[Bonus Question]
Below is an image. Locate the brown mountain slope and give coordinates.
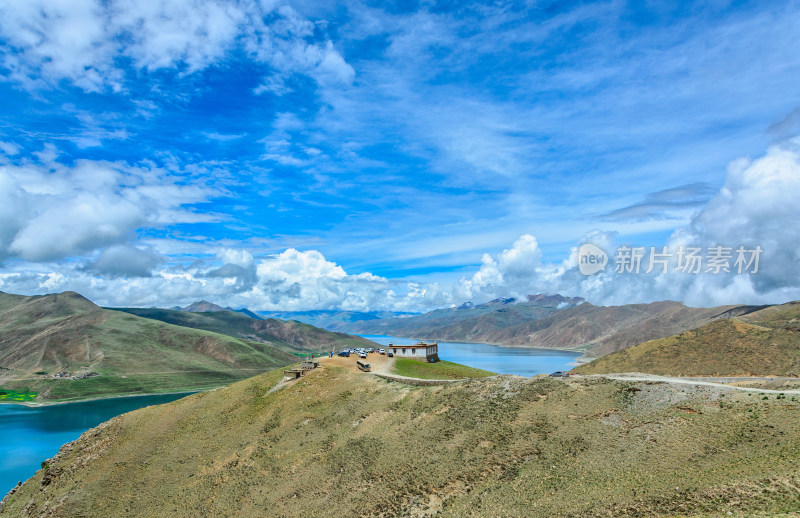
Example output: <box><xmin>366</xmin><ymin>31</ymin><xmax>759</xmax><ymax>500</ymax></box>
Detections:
<box><xmin>113</xmin><ymin>306</ymin><xmax>375</xmax><ymax>354</ymax></box>
<box><xmin>182</xmin><ymin>300</ymin><xmax>228</xmax><ymax>312</ymax></box>
<box><xmin>529</xmin><ymin>302</ymin><xmax>757</xmax><ymax>359</ymax></box>
<box><xmin>0</xmin><ymin>292</ymin><xmax>106</xmax><ymax>372</ymax></box>
<box><xmin>0</xmin><ymin>291</ymin><xmax>297</xmax><ymax>401</ymax></box>
<box><xmin>345</xmin><ymin>295</ymin><xmax>758</xmax><ymax>359</ymax></box>
<box><xmin>3</xmin><ymin>364</ymin><xmax>800</xmax><ymax>516</ymax></box>
<box><xmin>573</xmin><ymin>302</ymin><xmax>800</xmax><ymax>376</ymax></box>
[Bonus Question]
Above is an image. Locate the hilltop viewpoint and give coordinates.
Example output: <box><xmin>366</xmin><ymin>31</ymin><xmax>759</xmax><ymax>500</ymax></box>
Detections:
<box><xmin>2</xmin><ymin>358</ymin><xmax>800</xmax><ymax>517</ymax></box>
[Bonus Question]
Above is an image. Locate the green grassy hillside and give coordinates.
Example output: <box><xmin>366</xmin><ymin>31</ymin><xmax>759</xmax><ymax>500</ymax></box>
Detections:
<box><xmin>112</xmin><ymin>307</ymin><xmax>375</xmax><ymax>354</ymax></box>
<box><xmin>0</xmin><ymin>292</ymin><xmax>297</xmax><ymax>402</ymax></box>
<box><xmin>391</xmin><ymin>358</ymin><xmax>495</xmax><ymax>379</ymax></box>
<box><xmin>573</xmin><ymin>302</ymin><xmax>800</xmax><ymax>377</ymax></box>
<box><xmin>3</xmin><ymin>365</ymin><xmax>800</xmax><ymax>516</ymax></box>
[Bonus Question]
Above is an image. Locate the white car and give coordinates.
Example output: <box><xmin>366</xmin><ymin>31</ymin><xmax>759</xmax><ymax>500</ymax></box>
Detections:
<box><xmin>379</xmin><ymin>349</ymin><xmax>386</xmax><ymax>354</ymax></box>
<box><xmin>359</xmin><ymin>352</ymin><xmax>367</xmax><ymax>359</ymax></box>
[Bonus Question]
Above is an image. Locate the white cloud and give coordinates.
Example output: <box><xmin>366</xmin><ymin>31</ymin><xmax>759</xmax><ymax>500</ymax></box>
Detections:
<box><xmin>454</xmin><ymin>138</ymin><xmax>800</xmax><ymax>307</ymax></box>
<box><xmin>217</xmin><ymin>248</ymin><xmax>255</xmax><ymax>269</ymax></box>
<box><xmin>1</xmin><ymin>139</ymin><xmax>798</xmax><ymax>312</ymax></box>
<box><xmin>0</xmin><ymin>246</ymin><xmax>450</xmax><ymax>311</ymax></box>
<box><xmin>10</xmin><ymin>191</ymin><xmax>144</xmax><ymax>261</ymax></box>
<box><xmin>0</xmin><ymin>141</ymin><xmax>20</xmax><ymax>156</ymax></box>
<box><xmin>0</xmin><ymin>0</ymin><xmax>353</xmax><ymax>93</ymax></box>
<box><xmin>669</xmin><ymin>137</ymin><xmax>800</xmax><ymax>305</ymax></box>
<box><xmin>83</xmin><ymin>245</ymin><xmax>164</xmax><ymax>278</ymax></box>
<box><xmin>0</xmin><ymin>153</ymin><xmax>222</xmax><ymax>262</ymax></box>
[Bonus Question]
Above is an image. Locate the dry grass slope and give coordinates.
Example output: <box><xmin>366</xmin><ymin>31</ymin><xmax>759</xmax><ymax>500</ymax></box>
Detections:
<box><xmin>0</xmin><ymin>291</ymin><xmax>298</xmax><ymax>401</ymax></box>
<box><xmin>347</xmin><ymin>298</ymin><xmax>755</xmax><ymax>360</ymax></box>
<box><xmin>3</xmin><ymin>365</ymin><xmax>800</xmax><ymax>517</ymax></box>
<box><xmin>573</xmin><ymin>302</ymin><xmax>800</xmax><ymax>377</ymax></box>
<box><xmin>112</xmin><ymin>307</ymin><xmax>376</xmax><ymax>355</ymax></box>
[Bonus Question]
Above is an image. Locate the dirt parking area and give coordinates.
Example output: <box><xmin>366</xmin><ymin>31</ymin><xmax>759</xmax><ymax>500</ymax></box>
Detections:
<box><xmin>319</xmin><ymin>351</ymin><xmax>394</xmax><ymax>374</ymax></box>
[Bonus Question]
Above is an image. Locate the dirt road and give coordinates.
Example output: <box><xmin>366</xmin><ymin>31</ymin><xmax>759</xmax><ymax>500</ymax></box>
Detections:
<box><xmin>317</xmin><ymin>355</ymin><xmax>800</xmax><ymax>395</ymax></box>
<box><xmin>583</xmin><ymin>372</ymin><xmax>800</xmax><ymax>395</ymax></box>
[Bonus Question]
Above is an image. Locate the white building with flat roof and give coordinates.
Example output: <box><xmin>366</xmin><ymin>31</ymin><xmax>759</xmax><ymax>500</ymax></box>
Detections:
<box><xmin>389</xmin><ymin>341</ymin><xmax>439</xmax><ymax>362</ymax></box>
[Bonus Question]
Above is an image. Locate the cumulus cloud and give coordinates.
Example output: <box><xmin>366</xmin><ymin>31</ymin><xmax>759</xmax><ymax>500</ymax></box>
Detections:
<box><xmin>0</xmin><ymin>247</ymin><xmax>450</xmax><ymax>312</ymax></box>
<box><xmin>250</xmin><ymin>249</ymin><xmax>388</xmax><ymax>310</ymax></box>
<box><xmin>83</xmin><ymin>245</ymin><xmax>164</xmax><ymax>278</ymax></box>
<box><xmin>1</xmin><ymin>139</ymin><xmax>798</xmax><ymax>311</ymax></box>
<box><xmin>0</xmin><ymin>0</ymin><xmax>353</xmax><ymax>93</ymax></box>
<box><xmin>204</xmin><ymin>248</ymin><xmax>258</xmax><ymax>290</ymax></box>
<box><xmin>670</xmin><ymin>137</ymin><xmax>800</xmax><ymax>305</ymax></box>
<box><xmin>217</xmin><ymin>248</ymin><xmax>254</xmax><ymax>269</ymax></box>
<box><xmin>455</xmin><ymin>138</ymin><xmax>800</xmax><ymax>307</ymax></box>
<box><xmin>0</xmin><ymin>152</ymin><xmax>221</xmax><ymax>262</ymax></box>
<box><xmin>457</xmin><ymin>234</ymin><xmax>543</xmax><ymax>301</ymax></box>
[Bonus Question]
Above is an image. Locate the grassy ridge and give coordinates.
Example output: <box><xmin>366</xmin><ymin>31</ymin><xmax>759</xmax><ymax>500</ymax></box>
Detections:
<box><xmin>112</xmin><ymin>307</ymin><xmax>375</xmax><ymax>354</ymax></box>
<box><xmin>0</xmin><ymin>292</ymin><xmax>297</xmax><ymax>401</ymax></box>
<box><xmin>4</xmin><ymin>366</ymin><xmax>800</xmax><ymax>516</ymax></box>
<box><xmin>391</xmin><ymin>358</ymin><xmax>495</xmax><ymax>379</ymax></box>
<box><xmin>573</xmin><ymin>306</ymin><xmax>800</xmax><ymax>377</ymax></box>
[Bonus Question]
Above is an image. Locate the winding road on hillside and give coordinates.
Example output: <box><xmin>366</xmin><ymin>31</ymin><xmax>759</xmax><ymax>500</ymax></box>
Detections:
<box><xmin>287</xmin><ymin>354</ymin><xmax>800</xmax><ymax>395</ymax></box>
<box><xmin>582</xmin><ymin>373</ymin><xmax>800</xmax><ymax>395</ymax></box>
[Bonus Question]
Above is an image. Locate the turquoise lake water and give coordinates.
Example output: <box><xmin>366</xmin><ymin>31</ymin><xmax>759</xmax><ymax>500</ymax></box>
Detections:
<box><xmin>360</xmin><ymin>335</ymin><xmax>581</xmax><ymax>376</ymax></box>
<box><xmin>0</xmin><ymin>392</ymin><xmax>192</xmax><ymax>495</ymax></box>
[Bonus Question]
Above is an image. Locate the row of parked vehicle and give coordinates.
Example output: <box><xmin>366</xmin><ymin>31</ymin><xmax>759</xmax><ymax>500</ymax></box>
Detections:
<box><xmin>337</xmin><ymin>347</ymin><xmax>393</xmax><ymax>359</ymax></box>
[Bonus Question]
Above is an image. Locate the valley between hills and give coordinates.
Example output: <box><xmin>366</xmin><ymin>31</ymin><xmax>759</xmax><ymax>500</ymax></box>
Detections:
<box><xmin>0</xmin><ymin>291</ymin><xmax>371</xmax><ymax>402</ymax></box>
<box><xmin>2</xmin><ymin>289</ymin><xmax>800</xmax><ymax>516</ymax></box>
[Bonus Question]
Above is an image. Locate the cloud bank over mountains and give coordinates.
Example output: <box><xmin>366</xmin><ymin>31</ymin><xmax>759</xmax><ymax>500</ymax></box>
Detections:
<box><xmin>1</xmin><ymin>137</ymin><xmax>798</xmax><ymax>311</ymax></box>
<box><xmin>456</xmin><ymin>138</ymin><xmax>800</xmax><ymax>309</ymax></box>
<box><xmin>1</xmin><ymin>1</ymin><xmax>799</xmax><ymax>311</ymax></box>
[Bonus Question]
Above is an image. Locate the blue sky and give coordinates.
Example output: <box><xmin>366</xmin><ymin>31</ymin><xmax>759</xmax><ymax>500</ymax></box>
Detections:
<box><xmin>1</xmin><ymin>0</ymin><xmax>800</xmax><ymax>311</ymax></box>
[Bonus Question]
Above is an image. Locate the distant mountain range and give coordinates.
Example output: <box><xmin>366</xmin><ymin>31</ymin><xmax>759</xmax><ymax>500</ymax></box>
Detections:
<box><xmin>0</xmin><ymin>291</ymin><xmax>298</xmax><ymax>401</ymax></box>
<box><xmin>0</xmin><ymin>291</ymin><xmax>379</xmax><ymax>402</ymax></box>
<box><xmin>327</xmin><ymin>294</ymin><xmax>764</xmax><ymax>359</ymax></box>
<box><xmin>114</xmin><ymin>306</ymin><xmax>375</xmax><ymax>355</ymax></box>
<box><xmin>256</xmin><ymin>309</ymin><xmax>418</xmax><ymax>330</ymax></box>
<box><xmin>165</xmin><ymin>294</ymin><xmax>777</xmax><ymax>362</ymax></box>
<box><xmin>574</xmin><ymin>301</ymin><xmax>800</xmax><ymax>377</ymax></box>
<box><xmin>175</xmin><ymin>300</ymin><xmax>265</xmax><ymax>320</ymax></box>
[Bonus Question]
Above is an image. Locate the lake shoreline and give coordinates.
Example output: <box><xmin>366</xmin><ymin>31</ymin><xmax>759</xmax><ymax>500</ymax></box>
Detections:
<box><xmin>360</xmin><ymin>335</ymin><xmax>581</xmax><ymax>377</ymax></box>
<box><xmin>357</xmin><ymin>333</ymin><xmax>587</xmax><ymax>353</ymax></box>
<box><xmin>0</xmin><ymin>388</ymin><xmax>201</xmax><ymax>408</ymax></box>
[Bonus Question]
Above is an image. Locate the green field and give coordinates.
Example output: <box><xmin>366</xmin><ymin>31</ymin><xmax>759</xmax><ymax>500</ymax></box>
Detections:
<box><xmin>391</xmin><ymin>358</ymin><xmax>495</xmax><ymax>379</ymax></box>
<box><xmin>0</xmin><ymin>389</ymin><xmax>37</xmax><ymax>402</ymax></box>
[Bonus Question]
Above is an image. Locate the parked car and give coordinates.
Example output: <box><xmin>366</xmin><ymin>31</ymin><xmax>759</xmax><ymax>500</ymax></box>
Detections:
<box><xmin>337</xmin><ymin>351</ymin><xmax>350</xmax><ymax>357</ymax></box>
<box><xmin>359</xmin><ymin>352</ymin><xmax>367</xmax><ymax>359</ymax></box>
<box><xmin>549</xmin><ymin>371</ymin><xmax>570</xmax><ymax>377</ymax></box>
<box><xmin>379</xmin><ymin>349</ymin><xmax>385</xmax><ymax>355</ymax></box>
<box><xmin>387</xmin><ymin>352</ymin><xmax>393</xmax><ymax>357</ymax></box>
